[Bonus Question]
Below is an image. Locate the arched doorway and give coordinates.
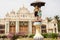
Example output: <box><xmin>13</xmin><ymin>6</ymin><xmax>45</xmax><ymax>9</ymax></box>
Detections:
<box><xmin>9</xmin><ymin>21</ymin><xmax>16</xmax><ymax>34</ymax></box>
<box><xmin>32</xmin><ymin>25</ymin><xmax>36</xmax><ymax>34</ymax></box>
<box><xmin>55</xmin><ymin>28</ymin><xmax>56</xmax><ymax>33</ymax></box>
<box><xmin>0</xmin><ymin>25</ymin><xmax>5</xmax><ymax>34</ymax></box>
<box><xmin>41</xmin><ymin>24</ymin><xmax>47</xmax><ymax>33</ymax></box>
<box><xmin>32</xmin><ymin>22</ymin><xmax>36</xmax><ymax>34</ymax></box>
<box><xmin>19</xmin><ymin>21</ymin><xmax>28</xmax><ymax>35</ymax></box>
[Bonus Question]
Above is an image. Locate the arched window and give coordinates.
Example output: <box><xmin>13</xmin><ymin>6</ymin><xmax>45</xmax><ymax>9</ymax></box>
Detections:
<box><xmin>9</xmin><ymin>21</ymin><xmax>16</xmax><ymax>26</ymax></box>
<box><xmin>54</xmin><ymin>24</ymin><xmax>56</xmax><ymax>26</ymax></box>
<box><xmin>41</xmin><ymin>25</ymin><xmax>47</xmax><ymax>33</ymax></box>
<box><xmin>0</xmin><ymin>25</ymin><xmax>5</xmax><ymax>34</ymax></box>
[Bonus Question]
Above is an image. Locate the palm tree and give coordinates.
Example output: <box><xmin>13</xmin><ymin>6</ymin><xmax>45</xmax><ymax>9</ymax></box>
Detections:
<box><xmin>46</xmin><ymin>17</ymin><xmax>52</xmax><ymax>22</ymax></box>
<box><xmin>54</xmin><ymin>15</ymin><xmax>60</xmax><ymax>32</ymax></box>
<box><xmin>54</xmin><ymin>15</ymin><xmax>59</xmax><ymax>21</ymax></box>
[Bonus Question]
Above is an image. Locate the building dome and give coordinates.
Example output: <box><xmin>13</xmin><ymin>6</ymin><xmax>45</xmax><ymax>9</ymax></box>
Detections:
<box><xmin>18</xmin><ymin>6</ymin><xmax>30</xmax><ymax>14</ymax></box>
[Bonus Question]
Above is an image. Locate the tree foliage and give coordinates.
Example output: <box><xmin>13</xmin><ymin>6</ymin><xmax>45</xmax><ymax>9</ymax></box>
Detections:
<box><xmin>54</xmin><ymin>15</ymin><xmax>59</xmax><ymax>21</ymax></box>
<box><xmin>46</xmin><ymin>17</ymin><xmax>52</xmax><ymax>22</ymax></box>
<box><xmin>54</xmin><ymin>15</ymin><xmax>60</xmax><ymax>32</ymax></box>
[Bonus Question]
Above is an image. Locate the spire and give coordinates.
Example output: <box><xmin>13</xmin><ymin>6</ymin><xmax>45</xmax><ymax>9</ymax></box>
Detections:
<box><xmin>6</xmin><ymin>12</ymin><xmax>9</xmax><ymax>17</ymax></box>
<box><xmin>10</xmin><ymin>9</ymin><xmax>15</xmax><ymax>14</ymax></box>
<box><xmin>22</xmin><ymin>4</ymin><xmax>25</xmax><ymax>8</ymax></box>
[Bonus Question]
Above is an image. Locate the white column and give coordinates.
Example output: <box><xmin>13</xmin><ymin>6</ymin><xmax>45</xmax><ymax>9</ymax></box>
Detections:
<box><xmin>16</xmin><ymin>21</ymin><xmax>19</xmax><ymax>33</ymax></box>
<box><xmin>53</xmin><ymin>28</ymin><xmax>55</xmax><ymax>33</ymax></box>
<box><xmin>28</xmin><ymin>20</ymin><xmax>32</xmax><ymax>35</ymax></box>
<box><xmin>5</xmin><ymin>21</ymin><xmax>9</xmax><ymax>34</ymax></box>
<box><xmin>56</xmin><ymin>24</ymin><xmax>58</xmax><ymax>33</ymax></box>
<box><xmin>56</xmin><ymin>28</ymin><xmax>58</xmax><ymax>33</ymax></box>
<box><xmin>46</xmin><ymin>23</ymin><xmax>49</xmax><ymax>33</ymax></box>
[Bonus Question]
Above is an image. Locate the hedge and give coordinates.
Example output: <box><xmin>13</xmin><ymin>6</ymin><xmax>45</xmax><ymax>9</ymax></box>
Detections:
<box><xmin>42</xmin><ymin>33</ymin><xmax>58</xmax><ymax>38</ymax></box>
<box><xmin>28</xmin><ymin>33</ymin><xmax>58</xmax><ymax>38</ymax></box>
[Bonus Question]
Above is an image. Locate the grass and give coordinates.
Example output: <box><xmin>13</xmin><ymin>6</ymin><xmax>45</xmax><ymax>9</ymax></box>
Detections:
<box><xmin>18</xmin><ymin>38</ymin><xmax>57</xmax><ymax>40</ymax></box>
<box><xmin>44</xmin><ymin>38</ymin><xmax>57</xmax><ymax>40</ymax></box>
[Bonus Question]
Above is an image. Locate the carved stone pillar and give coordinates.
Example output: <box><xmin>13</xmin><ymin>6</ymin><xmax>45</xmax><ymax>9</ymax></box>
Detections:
<box><xmin>28</xmin><ymin>21</ymin><xmax>32</xmax><ymax>35</ymax></box>
<box><xmin>16</xmin><ymin>21</ymin><xmax>19</xmax><ymax>33</ymax></box>
<box><xmin>5</xmin><ymin>21</ymin><xmax>9</xmax><ymax>34</ymax></box>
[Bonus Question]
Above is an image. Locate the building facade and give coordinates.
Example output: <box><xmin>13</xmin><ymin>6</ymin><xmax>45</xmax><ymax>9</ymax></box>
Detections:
<box><xmin>0</xmin><ymin>7</ymin><xmax>58</xmax><ymax>35</ymax></box>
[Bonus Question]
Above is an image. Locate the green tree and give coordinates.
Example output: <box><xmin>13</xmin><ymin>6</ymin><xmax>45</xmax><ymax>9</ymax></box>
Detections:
<box><xmin>54</xmin><ymin>15</ymin><xmax>60</xmax><ymax>32</ymax></box>
<box><xmin>54</xmin><ymin>15</ymin><xmax>59</xmax><ymax>21</ymax></box>
<box><xmin>46</xmin><ymin>17</ymin><xmax>52</xmax><ymax>22</ymax></box>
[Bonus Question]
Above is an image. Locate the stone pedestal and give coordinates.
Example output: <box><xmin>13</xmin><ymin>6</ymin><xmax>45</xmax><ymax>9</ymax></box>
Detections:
<box><xmin>33</xmin><ymin>22</ymin><xmax>44</xmax><ymax>40</ymax></box>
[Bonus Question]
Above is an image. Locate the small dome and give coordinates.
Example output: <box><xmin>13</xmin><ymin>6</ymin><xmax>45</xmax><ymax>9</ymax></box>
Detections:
<box><xmin>10</xmin><ymin>10</ymin><xmax>15</xmax><ymax>14</ymax></box>
<box><xmin>6</xmin><ymin>12</ymin><xmax>9</xmax><ymax>17</ymax></box>
<box><xmin>18</xmin><ymin>6</ymin><xmax>30</xmax><ymax>14</ymax></box>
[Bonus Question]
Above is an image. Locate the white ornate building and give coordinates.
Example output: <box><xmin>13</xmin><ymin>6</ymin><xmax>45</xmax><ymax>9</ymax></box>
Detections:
<box><xmin>0</xmin><ymin>7</ymin><xmax>58</xmax><ymax>35</ymax></box>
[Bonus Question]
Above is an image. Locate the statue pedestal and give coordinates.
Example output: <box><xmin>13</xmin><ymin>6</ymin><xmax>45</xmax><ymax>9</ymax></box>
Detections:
<box><xmin>33</xmin><ymin>22</ymin><xmax>44</xmax><ymax>40</ymax></box>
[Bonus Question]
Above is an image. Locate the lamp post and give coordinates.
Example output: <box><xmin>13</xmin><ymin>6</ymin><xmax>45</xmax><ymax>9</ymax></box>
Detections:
<box><xmin>30</xmin><ymin>0</ymin><xmax>45</xmax><ymax>40</ymax></box>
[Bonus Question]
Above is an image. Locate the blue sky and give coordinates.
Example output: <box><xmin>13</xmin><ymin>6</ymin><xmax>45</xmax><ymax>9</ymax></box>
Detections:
<box><xmin>0</xmin><ymin>0</ymin><xmax>60</xmax><ymax>19</ymax></box>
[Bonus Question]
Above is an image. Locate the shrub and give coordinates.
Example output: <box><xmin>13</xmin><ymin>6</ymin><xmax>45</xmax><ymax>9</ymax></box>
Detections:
<box><xmin>0</xmin><ymin>36</ymin><xmax>2</xmax><ymax>38</ymax></box>
<box><xmin>29</xmin><ymin>34</ymin><xmax>34</xmax><ymax>38</ymax></box>
<box><xmin>24</xmin><ymin>35</ymin><xmax>28</xmax><ymax>37</ymax></box>
<box><xmin>50</xmin><ymin>33</ymin><xmax>58</xmax><ymax>38</ymax></box>
<box><xmin>42</xmin><ymin>33</ymin><xmax>48</xmax><ymax>38</ymax></box>
<box><xmin>1</xmin><ymin>35</ymin><xmax>7</xmax><ymax>38</ymax></box>
<box><xmin>12</xmin><ymin>34</ymin><xmax>19</xmax><ymax>40</ymax></box>
<box><xmin>42</xmin><ymin>33</ymin><xmax>58</xmax><ymax>38</ymax></box>
<box><xmin>1</xmin><ymin>35</ymin><xmax>7</xmax><ymax>40</ymax></box>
